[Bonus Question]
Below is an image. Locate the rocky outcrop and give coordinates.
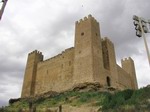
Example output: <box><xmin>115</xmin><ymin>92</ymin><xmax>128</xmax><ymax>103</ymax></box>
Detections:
<box><xmin>70</xmin><ymin>82</ymin><xmax>116</xmax><ymax>93</ymax></box>
<box><xmin>71</xmin><ymin>82</ymin><xmax>102</xmax><ymax>92</ymax></box>
<box><xmin>9</xmin><ymin>82</ymin><xmax>117</xmax><ymax>105</ymax></box>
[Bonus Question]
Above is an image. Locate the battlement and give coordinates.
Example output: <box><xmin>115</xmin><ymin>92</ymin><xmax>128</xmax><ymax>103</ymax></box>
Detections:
<box><xmin>102</xmin><ymin>37</ymin><xmax>113</xmax><ymax>45</ymax></box>
<box><xmin>121</xmin><ymin>57</ymin><xmax>133</xmax><ymax>63</ymax></box>
<box><xmin>42</xmin><ymin>53</ymin><xmax>62</xmax><ymax>63</ymax></box>
<box><xmin>121</xmin><ymin>57</ymin><xmax>135</xmax><ymax>74</ymax></box>
<box><xmin>28</xmin><ymin>50</ymin><xmax>43</xmax><ymax>56</ymax></box>
<box><xmin>21</xmin><ymin>15</ymin><xmax>138</xmax><ymax>98</ymax></box>
<box><xmin>121</xmin><ymin>56</ymin><xmax>137</xmax><ymax>89</ymax></box>
<box><xmin>41</xmin><ymin>47</ymin><xmax>74</xmax><ymax>63</ymax></box>
<box><xmin>62</xmin><ymin>47</ymin><xmax>74</xmax><ymax>53</ymax></box>
<box><xmin>75</xmin><ymin>14</ymin><xmax>98</xmax><ymax>25</ymax></box>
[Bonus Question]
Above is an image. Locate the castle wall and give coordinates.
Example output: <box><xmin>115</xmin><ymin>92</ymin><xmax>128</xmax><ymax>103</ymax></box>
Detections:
<box><xmin>121</xmin><ymin>57</ymin><xmax>138</xmax><ymax>89</ymax></box>
<box><xmin>91</xmin><ymin>17</ymin><xmax>104</xmax><ymax>83</ymax></box>
<box><xmin>21</xmin><ymin>50</ymin><xmax>43</xmax><ymax>97</ymax></box>
<box><xmin>103</xmin><ymin>69</ymin><xmax>112</xmax><ymax>86</ymax></box>
<box><xmin>102</xmin><ymin>37</ymin><xmax>118</xmax><ymax>88</ymax></box>
<box><xmin>117</xmin><ymin>65</ymin><xmax>132</xmax><ymax>90</ymax></box>
<box><xmin>34</xmin><ymin>48</ymin><xmax>74</xmax><ymax>95</ymax></box>
<box><xmin>21</xmin><ymin>15</ymin><xmax>138</xmax><ymax>98</ymax></box>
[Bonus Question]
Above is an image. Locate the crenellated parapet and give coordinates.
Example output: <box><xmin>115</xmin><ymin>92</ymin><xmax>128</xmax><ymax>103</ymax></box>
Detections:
<box><xmin>121</xmin><ymin>57</ymin><xmax>138</xmax><ymax>89</ymax></box>
<box><xmin>41</xmin><ymin>47</ymin><xmax>74</xmax><ymax>63</ymax></box>
<box><xmin>102</xmin><ymin>37</ymin><xmax>114</xmax><ymax>46</ymax></box>
<box><xmin>28</xmin><ymin>50</ymin><xmax>43</xmax><ymax>62</ymax></box>
<box><xmin>21</xmin><ymin>50</ymin><xmax>43</xmax><ymax>97</ymax></box>
<box><xmin>121</xmin><ymin>57</ymin><xmax>135</xmax><ymax>74</ymax></box>
<box><xmin>121</xmin><ymin>57</ymin><xmax>133</xmax><ymax>64</ymax></box>
<box><xmin>75</xmin><ymin>14</ymin><xmax>99</xmax><ymax>25</ymax></box>
<box><xmin>62</xmin><ymin>47</ymin><xmax>74</xmax><ymax>53</ymax></box>
<box><xmin>21</xmin><ymin>15</ymin><xmax>138</xmax><ymax>98</ymax></box>
<box><xmin>28</xmin><ymin>50</ymin><xmax>43</xmax><ymax>56</ymax></box>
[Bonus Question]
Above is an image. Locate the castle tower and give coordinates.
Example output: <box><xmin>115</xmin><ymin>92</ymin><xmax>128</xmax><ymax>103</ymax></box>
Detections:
<box><xmin>102</xmin><ymin>37</ymin><xmax>118</xmax><ymax>87</ymax></box>
<box><xmin>21</xmin><ymin>50</ymin><xmax>43</xmax><ymax>97</ymax></box>
<box><xmin>73</xmin><ymin>15</ymin><xmax>104</xmax><ymax>84</ymax></box>
<box><xmin>121</xmin><ymin>57</ymin><xmax>138</xmax><ymax>89</ymax></box>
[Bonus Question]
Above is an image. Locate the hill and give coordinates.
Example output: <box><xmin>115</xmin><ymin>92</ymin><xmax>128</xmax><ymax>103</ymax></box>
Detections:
<box><xmin>1</xmin><ymin>83</ymin><xmax>150</xmax><ymax>112</ymax></box>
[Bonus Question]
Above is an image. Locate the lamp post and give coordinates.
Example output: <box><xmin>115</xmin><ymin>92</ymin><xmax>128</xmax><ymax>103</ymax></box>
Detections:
<box><xmin>0</xmin><ymin>0</ymin><xmax>8</xmax><ymax>20</ymax></box>
<box><xmin>133</xmin><ymin>15</ymin><xmax>150</xmax><ymax>66</ymax></box>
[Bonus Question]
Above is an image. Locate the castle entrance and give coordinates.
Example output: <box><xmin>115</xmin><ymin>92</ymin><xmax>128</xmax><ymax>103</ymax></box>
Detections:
<box><xmin>106</xmin><ymin>76</ymin><xmax>111</xmax><ymax>87</ymax></box>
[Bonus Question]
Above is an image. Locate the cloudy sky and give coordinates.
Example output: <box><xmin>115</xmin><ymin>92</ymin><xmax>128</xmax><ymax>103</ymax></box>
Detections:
<box><xmin>0</xmin><ymin>0</ymin><xmax>150</xmax><ymax>107</ymax></box>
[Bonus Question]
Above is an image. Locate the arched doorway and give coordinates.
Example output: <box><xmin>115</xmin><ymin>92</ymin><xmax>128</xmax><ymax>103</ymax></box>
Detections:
<box><xmin>106</xmin><ymin>76</ymin><xmax>111</xmax><ymax>87</ymax></box>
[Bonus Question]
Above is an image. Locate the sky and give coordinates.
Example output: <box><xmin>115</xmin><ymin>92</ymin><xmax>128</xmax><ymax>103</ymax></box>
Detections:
<box><xmin>0</xmin><ymin>0</ymin><xmax>150</xmax><ymax>107</ymax></box>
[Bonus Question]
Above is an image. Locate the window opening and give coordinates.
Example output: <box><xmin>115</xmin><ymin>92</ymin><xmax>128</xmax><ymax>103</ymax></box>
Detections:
<box><xmin>106</xmin><ymin>76</ymin><xmax>111</xmax><ymax>87</ymax></box>
<box><xmin>81</xmin><ymin>32</ymin><xmax>84</xmax><ymax>36</ymax></box>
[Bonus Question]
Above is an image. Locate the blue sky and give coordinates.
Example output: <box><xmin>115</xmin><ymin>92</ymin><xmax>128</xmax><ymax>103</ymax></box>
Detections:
<box><xmin>0</xmin><ymin>0</ymin><xmax>150</xmax><ymax>107</ymax></box>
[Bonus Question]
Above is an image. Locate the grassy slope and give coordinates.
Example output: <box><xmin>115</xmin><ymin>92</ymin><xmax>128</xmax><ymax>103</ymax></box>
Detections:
<box><xmin>1</xmin><ymin>86</ymin><xmax>150</xmax><ymax>112</ymax></box>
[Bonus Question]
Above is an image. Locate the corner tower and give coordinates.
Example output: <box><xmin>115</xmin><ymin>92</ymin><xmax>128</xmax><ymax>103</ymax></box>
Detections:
<box><xmin>21</xmin><ymin>50</ymin><xmax>43</xmax><ymax>97</ymax></box>
<box><xmin>73</xmin><ymin>15</ymin><xmax>104</xmax><ymax>84</ymax></box>
<box><xmin>121</xmin><ymin>57</ymin><xmax>138</xmax><ymax>89</ymax></box>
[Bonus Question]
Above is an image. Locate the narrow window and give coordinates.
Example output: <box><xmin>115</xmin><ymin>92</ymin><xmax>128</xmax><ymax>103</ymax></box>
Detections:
<box><xmin>106</xmin><ymin>76</ymin><xmax>111</xmax><ymax>87</ymax></box>
<box><xmin>81</xmin><ymin>32</ymin><xmax>84</xmax><ymax>36</ymax></box>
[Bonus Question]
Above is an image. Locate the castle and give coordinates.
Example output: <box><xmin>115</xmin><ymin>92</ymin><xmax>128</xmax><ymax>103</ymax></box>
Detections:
<box><xmin>21</xmin><ymin>15</ymin><xmax>138</xmax><ymax>98</ymax></box>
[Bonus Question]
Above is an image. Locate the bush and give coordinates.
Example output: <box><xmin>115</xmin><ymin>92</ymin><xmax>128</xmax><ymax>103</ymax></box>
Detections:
<box><xmin>121</xmin><ymin>89</ymin><xmax>134</xmax><ymax>100</ymax></box>
<box><xmin>102</xmin><ymin>89</ymin><xmax>134</xmax><ymax>110</ymax></box>
<box><xmin>102</xmin><ymin>93</ymin><xmax>112</xmax><ymax>109</ymax></box>
<box><xmin>0</xmin><ymin>107</ymin><xmax>5</xmax><ymax>112</ymax></box>
<box><xmin>3</xmin><ymin>87</ymin><xmax>150</xmax><ymax>111</ymax></box>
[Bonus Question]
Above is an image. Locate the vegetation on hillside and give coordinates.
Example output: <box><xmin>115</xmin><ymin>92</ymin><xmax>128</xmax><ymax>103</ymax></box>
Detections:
<box><xmin>1</xmin><ymin>86</ymin><xmax>150</xmax><ymax>112</ymax></box>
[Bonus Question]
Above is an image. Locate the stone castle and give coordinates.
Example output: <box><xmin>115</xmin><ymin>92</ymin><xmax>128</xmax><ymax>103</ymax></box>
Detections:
<box><xmin>21</xmin><ymin>15</ymin><xmax>138</xmax><ymax>98</ymax></box>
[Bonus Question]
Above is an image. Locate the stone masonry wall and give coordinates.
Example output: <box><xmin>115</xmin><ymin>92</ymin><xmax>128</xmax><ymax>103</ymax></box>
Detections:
<box><xmin>21</xmin><ymin>50</ymin><xmax>43</xmax><ymax>97</ymax></box>
<box><xmin>102</xmin><ymin>37</ymin><xmax>118</xmax><ymax>88</ymax></box>
<box><xmin>34</xmin><ymin>47</ymin><xmax>74</xmax><ymax>95</ymax></box>
<box><xmin>117</xmin><ymin>65</ymin><xmax>132</xmax><ymax>90</ymax></box>
<box><xmin>21</xmin><ymin>15</ymin><xmax>138</xmax><ymax>98</ymax></box>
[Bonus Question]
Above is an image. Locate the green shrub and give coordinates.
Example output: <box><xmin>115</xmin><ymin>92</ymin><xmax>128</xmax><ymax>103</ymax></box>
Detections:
<box><xmin>102</xmin><ymin>93</ymin><xmax>112</xmax><ymax>109</ymax></box>
<box><xmin>3</xmin><ymin>87</ymin><xmax>150</xmax><ymax>111</ymax></box>
<box><xmin>121</xmin><ymin>89</ymin><xmax>134</xmax><ymax>100</ymax></box>
<box><xmin>102</xmin><ymin>89</ymin><xmax>134</xmax><ymax>110</ymax></box>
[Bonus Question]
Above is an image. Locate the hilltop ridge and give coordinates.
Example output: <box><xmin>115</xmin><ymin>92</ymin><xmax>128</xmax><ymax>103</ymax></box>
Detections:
<box><xmin>1</xmin><ymin>83</ymin><xmax>150</xmax><ymax>112</ymax></box>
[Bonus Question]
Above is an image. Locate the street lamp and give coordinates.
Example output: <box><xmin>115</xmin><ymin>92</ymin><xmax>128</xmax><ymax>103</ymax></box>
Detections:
<box><xmin>0</xmin><ymin>0</ymin><xmax>8</xmax><ymax>20</ymax></box>
<box><xmin>148</xmin><ymin>20</ymin><xmax>150</xmax><ymax>32</ymax></box>
<box><xmin>133</xmin><ymin>15</ymin><xmax>150</xmax><ymax>66</ymax></box>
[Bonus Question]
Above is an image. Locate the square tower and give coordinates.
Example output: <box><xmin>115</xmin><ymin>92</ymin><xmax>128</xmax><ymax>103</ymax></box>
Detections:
<box><xmin>121</xmin><ymin>57</ymin><xmax>138</xmax><ymax>89</ymax></box>
<box><xmin>102</xmin><ymin>37</ymin><xmax>118</xmax><ymax>87</ymax></box>
<box><xmin>21</xmin><ymin>50</ymin><xmax>43</xmax><ymax>97</ymax></box>
<box><xmin>73</xmin><ymin>15</ymin><xmax>104</xmax><ymax>84</ymax></box>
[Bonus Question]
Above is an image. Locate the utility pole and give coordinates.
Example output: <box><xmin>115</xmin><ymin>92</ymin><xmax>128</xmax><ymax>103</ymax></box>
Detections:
<box><xmin>133</xmin><ymin>15</ymin><xmax>150</xmax><ymax>66</ymax></box>
<box><xmin>0</xmin><ymin>0</ymin><xmax>8</xmax><ymax>20</ymax></box>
